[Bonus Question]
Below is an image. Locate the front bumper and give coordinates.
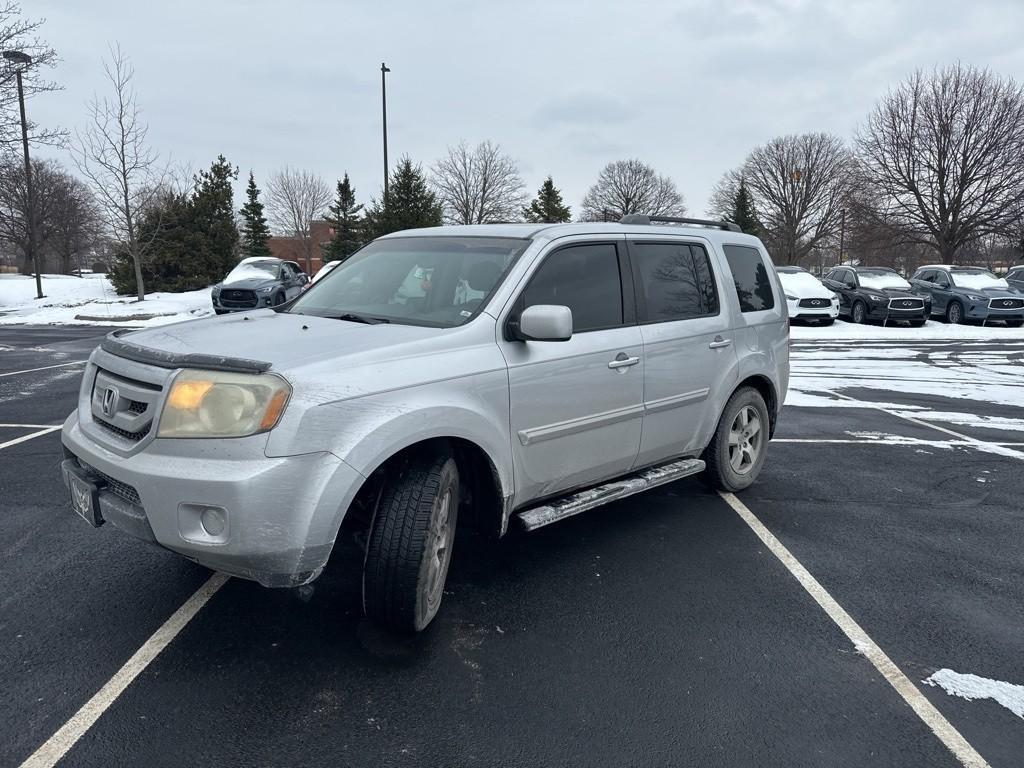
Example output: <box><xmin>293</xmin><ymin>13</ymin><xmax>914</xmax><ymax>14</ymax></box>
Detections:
<box><xmin>60</xmin><ymin>412</ymin><xmax>365</xmax><ymax>587</ymax></box>
<box><xmin>212</xmin><ymin>293</ymin><xmax>276</xmax><ymax>312</ymax></box>
<box><xmin>865</xmin><ymin>301</ymin><xmax>928</xmax><ymax>323</ymax></box>
<box><xmin>963</xmin><ymin>300</ymin><xmax>1024</xmax><ymax>323</ymax></box>
<box><xmin>787</xmin><ymin>299</ymin><xmax>839</xmax><ymax>321</ymax></box>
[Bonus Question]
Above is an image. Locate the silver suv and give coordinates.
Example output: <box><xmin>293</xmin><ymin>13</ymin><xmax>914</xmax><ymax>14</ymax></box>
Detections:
<box><xmin>61</xmin><ymin>217</ymin><xmax>789</xmax><ymax>632</ymax></box>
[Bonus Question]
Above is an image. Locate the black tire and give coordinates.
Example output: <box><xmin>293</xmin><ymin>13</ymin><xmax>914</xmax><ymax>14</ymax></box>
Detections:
<box><xmin>1005</xmin><ymin>318</ymin><xmax>1023</xmax><ymax>328</ymax></box>
<box><xmin>272</xmin><ymin>292</ymin><xmax>285</xmax><ymax>306</ymax></box>
<box><xmin>819</xmin><ymin>318</ymin><xmax>835</xmax><ymax>326</ymax></box>
<box><xmin>702</xmin><ymin>387</ymin><xmax>770</xmax><ymax>492</ymax></box>
<box><xmin>946</xmin><ymin>301</ymin><xmax>964</xmax><ymax>325</ymax></box>
<box><xmin>851</xmin><ymin>301</ymin><xmax>867</xmax><ymax>324</ymax></box>
<box><xmin>363</xmin><ymin>452</ymin><xmax>459</xmax><ymax>633</ymax></box>
<box><xmin>909</xmin><ymin>318</ymin><xmax>926</xmax><ymax>327</ymax></box>
<box><xmin>214</xmin><ymin>308</ymin><xmax>227</xmax><ymax>315</ymax></box>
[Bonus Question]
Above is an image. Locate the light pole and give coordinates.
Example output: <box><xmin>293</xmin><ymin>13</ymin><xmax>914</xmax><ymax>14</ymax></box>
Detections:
<box><xmin>381</xmin><ymin>62</ymin><xmax>391</xmax><ymax>206</ymax></box>
<box><xmin>4</xmin><ymin>49</ymin><xmax>42</xmax><ymax>299</ymax></box>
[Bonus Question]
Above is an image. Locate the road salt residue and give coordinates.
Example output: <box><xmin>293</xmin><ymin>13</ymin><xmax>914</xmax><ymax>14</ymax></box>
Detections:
<box><xmin>923</xmin><ymin>669</ymin><xmax>1024</xmax><ymax>719</ymax></box>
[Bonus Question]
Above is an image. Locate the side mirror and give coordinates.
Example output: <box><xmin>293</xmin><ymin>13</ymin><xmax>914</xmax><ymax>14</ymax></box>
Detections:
<box><xmin>517</xmin><ymin>304</ymin><xmax>573</xmax><ymax>342</ymax></box>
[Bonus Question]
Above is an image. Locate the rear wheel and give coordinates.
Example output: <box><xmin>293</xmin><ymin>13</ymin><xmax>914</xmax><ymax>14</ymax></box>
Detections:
<box><xmin>363</xmin><ymin>452</ymin><xmax>460</xmax><ymax>633</ymax></box>
<box><xmin>851</xmin><ymin>301</ymin><xmax>867</xmax><ymax>324</ymax></box>
<box><xmin>946</xmin><ymin>301</ymin><xmax>964</xmax><ymax>324</ymax></box>
<box><xmin>703</xmin><ymin>387</ymin><xmax>770</xmax><ymax>492</ymax></box>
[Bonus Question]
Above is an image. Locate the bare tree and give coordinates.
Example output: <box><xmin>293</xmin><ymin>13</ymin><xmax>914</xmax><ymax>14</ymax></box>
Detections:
<box><xmin>71</xmin><ymin>45</ymin><xmax>165</xmax><ymax>300</ymax></box>
<box><xmin>723</xmin><ymin>133</ymin><xmax>854</xmax><ymax>266</ymax></box>
<box><xmin>0</xmin><ymin>2</ymin><xmax>64</xmax><ymax>150</ymax></box>
<box><xmin>856</xmin><ymin>64</ymin><xmax>1024</xmax><ymax>263</ymax></box>
<box><xmin>0</xmin><ymin>156</ymin><xmax>67</xmax><ymax>272</ymax></box>
<box><xmin>579</xmin><ymin>159</ymin><xmax>686</xmax><ymax>221</ymax></box>
<box><xmin>50</xmin><ymin>173</ymin><xmax>102</xmax><ymax>274</ymax></box>
<box><xmin>430</xmin><ymin>140</ymin><xmax>526</xmax><ymax>224</ymax></box>
<box><xmin>264</xmin><ymin>166</ymin><xmax>331</xmax><ymax>272</ymax></box>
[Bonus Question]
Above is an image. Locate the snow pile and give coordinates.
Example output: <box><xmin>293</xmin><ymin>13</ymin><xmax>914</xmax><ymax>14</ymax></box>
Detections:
<box><xmin>0</xmin><ymin>274</ymin><xmax>214</xmax><ymax>327</ymax></box>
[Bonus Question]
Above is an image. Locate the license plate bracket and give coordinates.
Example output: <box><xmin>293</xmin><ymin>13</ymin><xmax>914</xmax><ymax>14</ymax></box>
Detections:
<box><xmin>62</xmin><ymin>460</ymin><xmax>104</xmax><ymax>528</ymax></box>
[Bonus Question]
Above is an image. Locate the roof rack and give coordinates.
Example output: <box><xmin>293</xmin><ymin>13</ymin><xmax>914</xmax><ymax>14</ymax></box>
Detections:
<box><xmin>619</xmin><ymin>214</ymin><xmax>742</xmax><ymax>233</ymax></box>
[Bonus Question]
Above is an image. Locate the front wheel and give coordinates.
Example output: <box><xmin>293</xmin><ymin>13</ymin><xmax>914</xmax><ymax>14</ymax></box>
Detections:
<box><xmin>851</xmin><ymin>301</ymin><xmax>867</xmax><ymax>324</ymax></box>
<box><xmin>363</xmin><ymin>452</ymin><xmax>460</xmax><ymax>633</ymax></box>
<box><xmin>702</xmin><ymin>387</ymin><xmax>770</xmax><ymax>492</ymax></box>
<box><xmin>1005</xmin><ymin>318</ymin><xmax>1023</xmax><ymax>328</ymax></box>
<box><xmin>909</xmin><ymin>319</ymin><xmax>926</xmax><ymax>327</ymax></box>
<box><xmin>818</xmin><ymin>317</ymin><xmax>835</xmax><ymax>326</ymax></box>
<box><xmin>946</xmin><ymin>301</ymin><xmax>964</xmax><ymax>324</ymax></box>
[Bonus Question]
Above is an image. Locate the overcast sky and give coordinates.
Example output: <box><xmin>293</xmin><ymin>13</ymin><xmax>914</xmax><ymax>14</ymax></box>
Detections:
<box><xmin>31</xmin><ymin>0</ymin><xmax>1024</xmax><ymax>219</ymax></box>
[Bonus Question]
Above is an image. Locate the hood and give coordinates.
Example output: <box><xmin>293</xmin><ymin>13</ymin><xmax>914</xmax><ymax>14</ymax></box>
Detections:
<box><xmin>869</xmin><ymin>287</ymin><xmax>921</xmax><ymax>299</ymax></box>
<box><xmin>778</xmin><ymin>273</ymin><xmax>834</xmax><ymax>299</ymax></box>
<box><xmin>959</xmin><ymin>286</ymin><xmax>1023</xmax><ymax>298</ymax></box>
<box><xmin>215</xmin><ymin>277</ymin><xmax>278</xmax><ymax>291</ymax></box>
<box><xmin>116</xmin><ymin>310</ymin><xmax>447</xmax><ymax>372</ymax></box>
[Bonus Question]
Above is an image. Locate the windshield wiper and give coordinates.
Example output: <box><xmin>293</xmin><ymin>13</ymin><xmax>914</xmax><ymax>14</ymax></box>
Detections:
<box><xmin>333</xmin><ymin>312</ymin><xmax>390</xmax><ymax>325</ymax></box>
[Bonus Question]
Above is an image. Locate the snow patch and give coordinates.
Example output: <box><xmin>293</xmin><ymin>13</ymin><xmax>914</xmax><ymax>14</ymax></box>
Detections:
<box><xmin>923</xmin><ymin>669</ymin><xmax>1024</xmax><ymax>719</ymax></box>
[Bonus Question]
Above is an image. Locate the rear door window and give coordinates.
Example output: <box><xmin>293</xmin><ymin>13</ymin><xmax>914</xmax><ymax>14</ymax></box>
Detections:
<box><xmin>522</xmin><ymin>243</ymin><xmax>624</xmax><ymax>332</ymax></box>
<box><xmin>629</xmin><ymin>241</ymin><xmax>720</xmax><ymax>322</ymax></box>
<box><xmin>723</xmin><ymin>245</ymin><xmax>776</xmax><ymax>313</ymax></box>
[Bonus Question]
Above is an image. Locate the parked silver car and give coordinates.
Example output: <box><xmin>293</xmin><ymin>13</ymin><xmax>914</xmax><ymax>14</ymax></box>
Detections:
<box><xmin>61</xmin><ymin>217</ymin><xmax>789</xmax><ymax>632</ymax></box>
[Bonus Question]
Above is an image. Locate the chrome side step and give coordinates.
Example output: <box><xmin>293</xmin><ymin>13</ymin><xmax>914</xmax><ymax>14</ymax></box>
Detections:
<box><xmin>516</xmin><ymin>457</ymin><xmax>706</xmax><ymax>532</ymax></box>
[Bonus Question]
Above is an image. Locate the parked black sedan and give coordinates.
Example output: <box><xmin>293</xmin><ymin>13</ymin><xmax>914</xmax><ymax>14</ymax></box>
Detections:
<box><xmin>823</xmin><ymin>266</ymin><xmax>930</xmax><ymax>325</ymax></box>
<box><xmin>212</xmin><ymin>257</ymin><xmax>309</xmax><ymax>314</ymax></box>
<box><xmin>910</xmin><ymin>265</ymin><xmax>1024</xmax><ymax>326</ymax></box>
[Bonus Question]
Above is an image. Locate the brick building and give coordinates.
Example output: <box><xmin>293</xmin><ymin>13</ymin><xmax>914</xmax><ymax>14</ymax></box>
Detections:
<box><xmin>268</xmin><ymin>219</ymin><xmax>333</xmax><ymax>275</ymax></box>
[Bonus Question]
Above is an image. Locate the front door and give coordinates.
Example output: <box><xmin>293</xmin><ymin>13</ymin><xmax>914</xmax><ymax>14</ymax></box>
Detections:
<box><xmin>500</xmin><ymin>238</ymin><xmax>644</xmax><ymax>503</ymax></box>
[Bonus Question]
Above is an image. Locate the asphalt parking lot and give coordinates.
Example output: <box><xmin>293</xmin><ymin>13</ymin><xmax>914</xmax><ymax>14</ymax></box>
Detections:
<box><xmin>2</xmin><ymin>325</ymin><xmax>1022</xmax><ymax>767</ymax></box>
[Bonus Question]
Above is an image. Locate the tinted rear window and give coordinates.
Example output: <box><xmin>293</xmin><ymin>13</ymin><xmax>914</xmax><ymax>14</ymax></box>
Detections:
<box><xmin>723</xmin><ymin>245</ymin><xmax>775</xmax><ymax>313</ymax></box>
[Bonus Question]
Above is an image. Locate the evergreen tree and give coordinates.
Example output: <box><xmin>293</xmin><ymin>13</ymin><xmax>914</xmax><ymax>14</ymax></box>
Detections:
<box><xmin>108</xmin><ymin>155</ymin><xmax>240</xmax><ymax>295</ymax></box>
<box><xmin>522</xmin><ymin>176</ymin><xmax>572</xmax><ymax>223</ymax></box>
<box><xmin>364</xmin><ymin>157</ymin><xmax>443</xmax><ymax>239</ymax></box>
<box><xmin>729</xmin><ymin>178</ymin><xmax>763</xmax><ymax>236</ymax></box>
<box><xmin>239</xmin><ymin>171</ymin><xmax>272</xmax><ymax>259</ymax></box>
<box><xmin>322</xmin><ymin>173</ymin><xmax>364</xmax><ymax>263</ymax></box>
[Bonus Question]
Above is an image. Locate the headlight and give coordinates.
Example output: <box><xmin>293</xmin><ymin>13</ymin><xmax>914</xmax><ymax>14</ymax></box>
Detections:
<box><xmin>158</xmin><ymin>369</ymin><xmax>291</xmax><ymax>438</ymax></box>
<box><xmin>785</xmin><ymin>294</ymin><xmax>797</xmax><ymax>301</ymax></box>
<box><xmin>869</xmin><ymin>294</ymin><xmax>886</xmax><ymax>302</ymax></box>
<box><xmin>256</xmin><ymin>286</ymin><xmax>274</xmax><ymax>294</ymax></box>
<box><xmin>966</xmin><ymin>293</ymin><xmax>986</xmax><ymax>302</ymax></box>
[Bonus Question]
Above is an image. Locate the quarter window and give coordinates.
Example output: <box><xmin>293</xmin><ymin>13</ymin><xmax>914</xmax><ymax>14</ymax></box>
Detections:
<box><xmin>631</xmin><ymin>242</ymin><xmax>719</xmax><ymax>322</ymax></box>
<box><xmin>723</xmin><ymin>245</ymin><xmax>776</xmax><ymax>313</ymax></box>
<box><xmin>521</xmin><ymin>243</ymin><xmax>623</xmax><ymax>332</ymax></box>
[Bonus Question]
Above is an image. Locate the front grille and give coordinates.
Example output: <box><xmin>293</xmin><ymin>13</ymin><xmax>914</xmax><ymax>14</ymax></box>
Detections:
<box><xmin>95</xmin><ymin>416</ymin><xmax>151</xmax><ymax>442</ymax></box>
<box><xmin>219</xmin><ymin>289</ymin><xmax>258</xmax><ymax>308</ymax></box>
<box><xmin>128</xmin><ymin>400</ymin><xmax>148</xmax><ymax>414</ymax></box>
<box><xmin>799</xmin><ymin>298</ymin><xmax>830</xmax><ymax>308</ymax></box>
<box><xmin>989</xmin><ymin>298</ymin><xmax>1024</xmax><ymax>310</ymax></box>
<box><xmin>888</xmin><ymin>298</ymin><xmax>924</xmax><ymax>310</ymax></box>
<box><xmin>80</xmin><ymin>460</ymin><xmax>142</xmax><ymax>505</ymax></box>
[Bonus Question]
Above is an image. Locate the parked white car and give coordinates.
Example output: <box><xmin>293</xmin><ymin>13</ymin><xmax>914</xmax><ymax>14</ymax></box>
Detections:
<box><xmin>776</xmin><ymin>266</ymin><xmax>839</xmax><ymax>325</ymax></box>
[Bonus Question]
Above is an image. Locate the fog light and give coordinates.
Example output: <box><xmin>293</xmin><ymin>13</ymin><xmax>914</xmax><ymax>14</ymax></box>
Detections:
<box><xmin>200</xmin><ymin>506</ymin><xmax>227</xmax><ymax>536</ymax></box>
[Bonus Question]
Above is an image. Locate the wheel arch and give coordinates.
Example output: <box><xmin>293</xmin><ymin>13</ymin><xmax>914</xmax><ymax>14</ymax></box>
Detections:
<box><xmin>733</xmin><ymin>374</ymin><xmax>779</xmax><ymax>438</ymax></box>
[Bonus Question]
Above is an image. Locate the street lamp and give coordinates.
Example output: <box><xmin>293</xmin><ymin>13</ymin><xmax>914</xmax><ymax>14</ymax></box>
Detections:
<box><xmin>381</xmin><ymin>62</ymin><xmax>391</xmax><ymax>205</ymax></box>
<box><xmin>3</xmin><ymin>49</ymin><xmax>42</xmax><ymax>299</ymax></box>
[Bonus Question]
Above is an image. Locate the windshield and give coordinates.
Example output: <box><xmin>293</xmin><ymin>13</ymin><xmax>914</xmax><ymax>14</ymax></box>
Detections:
<box><xmin>949</xmin><ymin>270</ymin><xmax>1009</xmax><ymax>290</ymax></box>
<box><xmin>858</xmin><ymin>271</ymin><xmax>910</xmax><ymax>291</ymax></box>
<box><xmin>224</xmin><ymin>260</ymin><xmax>280</xmax><ymax>283</ymax></box>
<box><xmin>288</xmin><ymin>236</ymin><xmax>531</xmax><ymax>327</ymax></box>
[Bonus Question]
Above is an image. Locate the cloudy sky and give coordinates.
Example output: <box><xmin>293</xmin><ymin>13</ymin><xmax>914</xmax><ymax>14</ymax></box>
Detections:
<box><xmin>31</xmin><ymin>0</ymin><xmax>1024</xmax><ymax>219</ymax></box>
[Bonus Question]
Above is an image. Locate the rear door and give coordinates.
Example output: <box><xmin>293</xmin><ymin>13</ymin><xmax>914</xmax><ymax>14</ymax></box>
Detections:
<box><xmin>626</xmin><ymin>237</ymin><xmax>737</xmax><ymax>466</ymax></box>
<box><xmin>499</xmin><ymin>237</ymin><xmax>644</xmax><ymax>502</ymax></box>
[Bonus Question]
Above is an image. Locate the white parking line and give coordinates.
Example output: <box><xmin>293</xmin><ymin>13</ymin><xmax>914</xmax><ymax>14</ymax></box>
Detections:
<box><xmin>19</xmin><ymin>572</ymin><xmax>229</xmax><ymax>768</ymax></box>
<box><xmin>0</xmin><ymin>360</ymin><xmax>87</xmax><ymax>378</ymax></box>
<box><xmin>719</xmin><ymin>491</ymin><xmax>990</xmax><ymax>768</ymax></box>
<box><xmin>0</xmin><ymin>423</ymin><xmax>62</xmax><ymax>429</ymax></box>
<box><xmin>0</xmin><ymin>426</ymin><xmax>62</xmax><ymax>450</ymax></box>
<box><xmin>773</xmin><ymin>438</ymin><xmax>1024</xmax><ymax>447</ymax></box>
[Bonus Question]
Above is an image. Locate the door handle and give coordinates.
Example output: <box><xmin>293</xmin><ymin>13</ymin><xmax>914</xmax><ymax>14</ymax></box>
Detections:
<box><xmin>608</xmin><ymin>355</ymin><xmax>640</xmax><ymax>369</ymax></box>
<box><xmin>709</xmin><ymin>336</ymin><xmax>733</xmax><ymax>349</ymax></box>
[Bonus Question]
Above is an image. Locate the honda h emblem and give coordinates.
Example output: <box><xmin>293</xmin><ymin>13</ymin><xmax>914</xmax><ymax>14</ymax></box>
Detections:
<box><xmin>101</xmin><ymin>387</ymin><xmax>118</xmax><ymax>417</ymax></box>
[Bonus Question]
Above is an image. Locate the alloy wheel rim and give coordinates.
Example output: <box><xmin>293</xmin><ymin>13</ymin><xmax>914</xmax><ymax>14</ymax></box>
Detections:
<box><xmin>728</xmin><ymin>406</ymin><xmax>763</xmax><ymax>475</ymax></box>
<box><xmin>423</xmin><ymin>489</ymin><xmax>452</xmax><ymax>610</ymax></box>
<box><xmin>854</xmin><ymin>304</ymin><xmax>865</xmax><ymax>323</ymax></box>
<box><xmin>950</xmin><ymin>304</ymin><xmax>961</xmax><ymax>323</ymax></box>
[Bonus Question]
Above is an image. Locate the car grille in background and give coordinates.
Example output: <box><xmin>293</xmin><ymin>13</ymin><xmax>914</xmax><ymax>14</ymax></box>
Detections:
<box><xmin>989</xmin><ymin>298</ymin><xmax>1024</xmax><ymax>310</ymax></box>
<box><xmin>219</xmin><ymin>289</ymin><xmax>258</xmax><ymax>308</ymax></box>
<box><xmin>799</xmin><ymin>298</ymin><xmax>829</xmax><ymax>308</ymax></box>
<box><xmin>888</xmin><ymin>298</ymin><xmax>924</xmax><ymax>310</ymax></box>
